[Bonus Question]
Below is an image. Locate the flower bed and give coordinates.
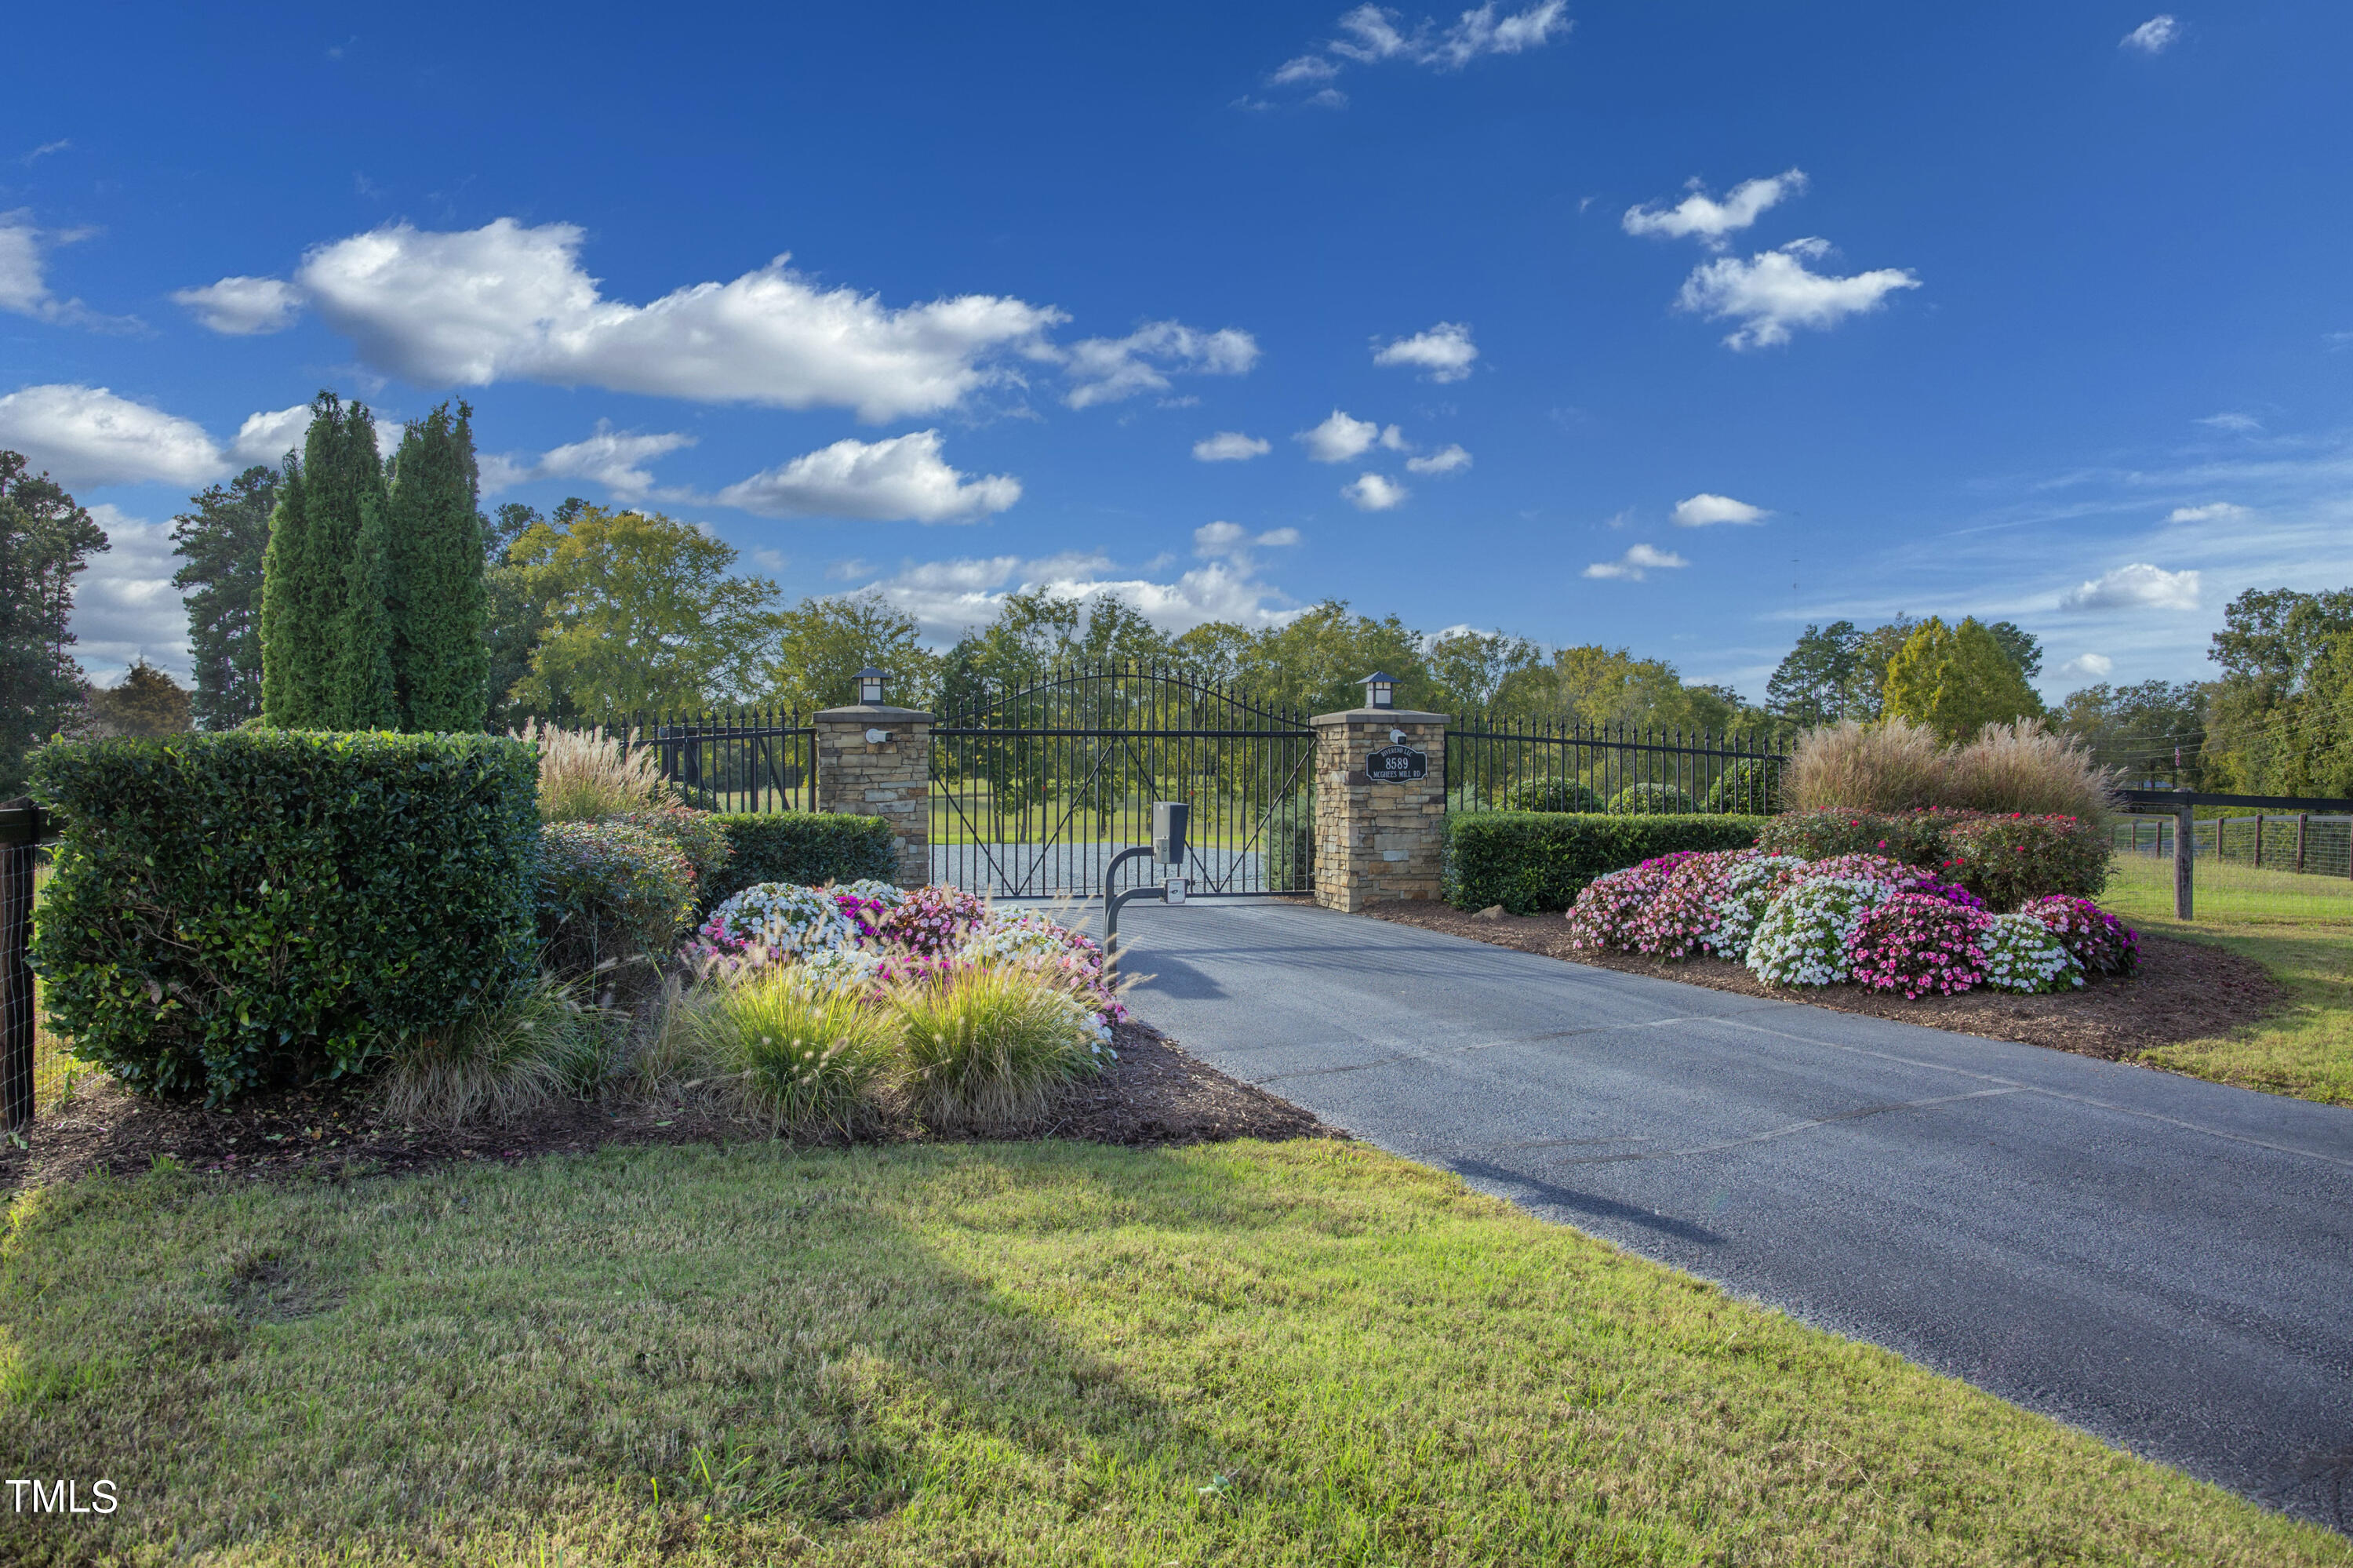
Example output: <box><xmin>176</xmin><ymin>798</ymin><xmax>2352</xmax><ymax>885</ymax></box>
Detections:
<box><xmin>1562</xmin><ymin>842</ymin><xmax>2135</xmax><ymax>1003</ymax></box>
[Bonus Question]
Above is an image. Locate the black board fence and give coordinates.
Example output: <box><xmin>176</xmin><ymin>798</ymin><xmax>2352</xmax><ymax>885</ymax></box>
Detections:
<box><xmin>1446</xmin><ymin>715</ymin><xmax>1788</xmax><ymax>815</ymax></box>
<box><xmin>2114</xmin><ymin>788</ymin><xmax>2353</xmax><ymax>919</ymax></box>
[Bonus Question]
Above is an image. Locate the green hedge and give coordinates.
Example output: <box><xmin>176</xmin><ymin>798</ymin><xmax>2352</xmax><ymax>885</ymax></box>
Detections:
<box><xmin>1757</xmin><ymin>807</ymin><xmax>2108</xmax><ymax>909</ymax></box>
<box><xmin>29</xmin><ymin>730</ymin><xmax>540</xmax><ymax>1102</ymax></box>
<box><xmin>700</xmin><ymin>813</ymin><xmax>896</xmax><ymax>908</ymax></box>
<box><xmin>1445</xmin><ymin>812</ymin><xmax>1769</xmax><ymax>914</ymax></box>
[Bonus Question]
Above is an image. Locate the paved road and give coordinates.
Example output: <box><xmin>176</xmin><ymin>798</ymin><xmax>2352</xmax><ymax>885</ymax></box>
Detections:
<box><xmin>1097</xmin><ymin>897</ymin><xmax>2353</xmax><ymax>1524</ymax></box>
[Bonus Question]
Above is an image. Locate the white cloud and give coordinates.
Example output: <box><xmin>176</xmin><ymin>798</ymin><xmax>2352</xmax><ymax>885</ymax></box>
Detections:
<box><xmin>172</xmin><ymin>275</ymin><xmax>304</xmax><ymax>335</ymax></box>
<box><xmin>1405</xmin><ymin>443</ymin><xmax>1471</xmax><ymax>475</ymax></box>
<box><xmin>1193</xmin><ymin>431</ymin><xmax>1271</xmax><ymax>462</ymax></box>
<box><xmin>1193</xmin><ymin>519</ymin><xmax>1304</xmax><ymax>577</ymax></box>
<box><xmin>1372</xmin><ymin>322</ymin><xmax>1478</xmax><ymax>382</ymax></box>
<box><xmin>0</xmin><ymin>210</ymin><xmax>133</xmax><ymax>330</ymax></box>
<box><xmin>2058</xmin><ymin>562</ymin><xmax>2202</xmax><ymax>612</ymax></box>
<box><xmin>856</xmin><ymin>548</ymin><xmax>1302</xmax><ymax>641</ymax></box>
<box><xmin>1342</xmin><ymin>472</ymin><xmax>1409</xmax><ymax>511</ymax></box>
<box><xmin>714</xmin><ymin>429</ymin><xmax>1018</xmax><ymax>523</ymax></box>
<box><xmin>2121</xmin><ymin>15</ymin><xmax>2178</xmax><ymax>53</ymax></box>
<box><xmin>1062</xmin><ymin>321</ymin><xmax>1259</xmax><ymax>409</ymax></box>
<box><xmin>1671</xmin><ymin>492</ymin><xmax>1769</xmax><ymax>526</ymax></box>
<box><xmin>1675</xmin><ymin>238</ymin><xmax>1922</xmax><ymax>350</ymax></box>
<box><xmin>1583</xmin><ymin>543</ymin><xmax>1688</xmax><ymax>581</ymax></box>
<box><xmin>0</xmin><ymin>384</ymin><xmax>225</xmax><ymax>488</ymax></box>
<box><xmin>69</xmin><ymin>504</ymin><xmax>191</xmax><ymax>685</ymax></box>
<box><xmin>1623</xmin><ymin>169</ymin><xmax>1808</xmax><ymax>250</ymax></box>
<box><xmin>1297</xmin><ymin>409</ymin><xmax>1405</xmax><ymax>462</ymax></box>
<box><xmin>229</xmin><ymin>405</ymin><xmax>311</xmax><ymax>467</ymax></box>
<box><xmin>278</xmin><ymin>218</ymin><xmax>1066</xmax><ymax>422</ymax></box>
<box><xmin>479</xmin><ymin>420</ymin><xmax>697</xmax><ymax>500</ymax></box>
<box><xmin>2195</xmin><ymin>411</ymin><xmax>2260</xmax><ymax>432</ymax></box>
<box><xmin>2057</xmin><ymin>653</ymin><xmax>2114</xmax><ymax>681</ymax></box>
<box><xmin>2166</xmin><ymin>502</ymin><xmax>2248</xmax><ymax>523</ymax></box>
<box><xmin>1308</xmin><ymin>88</ymin><xmax>1349</xmax><ymax>109</ymax></box>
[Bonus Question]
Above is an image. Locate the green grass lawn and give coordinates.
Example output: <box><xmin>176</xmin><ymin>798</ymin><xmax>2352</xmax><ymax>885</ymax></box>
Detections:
<box><xmin>3</xmin><ymin>1140</ymin><xmax>2342</xmax><ymax>1565</ymax></box>
<box><xmin>2104</xmin><ymin>855</ymin><xmax>2353</xmax><ymax>1105</ymax></box>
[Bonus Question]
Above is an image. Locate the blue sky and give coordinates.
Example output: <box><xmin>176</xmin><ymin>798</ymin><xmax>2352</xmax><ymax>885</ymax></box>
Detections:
<box><xmin>6</xmin><ymin>2</ymin><xmax>2351</xmax><ymax>701</ymax></box>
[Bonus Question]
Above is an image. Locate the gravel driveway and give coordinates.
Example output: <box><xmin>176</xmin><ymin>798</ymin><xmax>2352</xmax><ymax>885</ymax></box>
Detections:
<box><xmin>1097</xmin><ymin>897</ymin><xmax>2353</xmax><ymax>1526</ymax></box>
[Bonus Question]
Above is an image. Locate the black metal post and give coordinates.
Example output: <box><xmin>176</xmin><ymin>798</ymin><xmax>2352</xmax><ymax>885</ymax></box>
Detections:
<box><xmin>2</xmin><ymin>797</ymin><xmax>43</xmax><ymax>1130</ymax></box>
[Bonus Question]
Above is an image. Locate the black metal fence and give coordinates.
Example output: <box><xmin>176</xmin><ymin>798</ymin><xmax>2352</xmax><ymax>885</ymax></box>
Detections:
<box><xmin>932</xmin><ymin>666</ymin><xmax>1316</xmax><ymax>897</ymax></box>
<box><xmin>2</xmin><ymin>797</ymin><xmax>54</xmax><ymax>1130</ymax></box>
<box><xmin>1446</xmin><ymin>716</ymin><xmax>1788</xmax><ymax>815</ymax></box>
<box><xmin>541</xmin><ymin>708</ymin><xmax>820</xmax><ymax>813</ymax></box>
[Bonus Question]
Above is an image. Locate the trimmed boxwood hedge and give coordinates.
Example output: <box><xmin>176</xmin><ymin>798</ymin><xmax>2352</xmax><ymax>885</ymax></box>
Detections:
<box><xmin>700</xmin><ymin>812</ymin><xmax>896</xmax><ymax>909</ymax></box>
<box><xmin>29</xmin><ymin>730</ymin><xmax>540</xmax><ymax>1103</ymax></box>
<box><xmin>1445</xmin><ymin>811</ymin><xmax>1769</xmax><ymax>914</ymax></box>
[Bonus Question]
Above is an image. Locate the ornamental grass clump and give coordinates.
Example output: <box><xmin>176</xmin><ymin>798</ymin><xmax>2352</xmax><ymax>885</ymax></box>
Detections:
<box><xmin>1946</xmin><ymin>720</ymin><xmax>2117</xmax><ymax>822</ymax></box>
<box><xmin>2022</xmin><ymin>895</ymin><xmax>2140</xmax><ymax>975</ymax></box>
<box><xmin>893</xmin><ymin>967</ymin><xmax>1108</xmax><ymax>1133</ymax></box>
<box><xmin>380</xmin><ymin>976</ymin><xmax>613</xmax><ymax>1127</ymax></box>
<box><xmin>1787</xmin><ymin>718</ymin><xmax>1947</xmax><ymax>812</ymax></box>
<box><xmin>518</xmin><ymin>720</ymin><xmax>672</xmax><ymax>822</ymax></box>
<box><xmin>1977</xmin><ymin>911</ymin><xmax>2082</xmax><ymax>993</ymax></box>
<box><xmin>958</xmin><ymin>906</ymin><xmax>1126</xmax><ymax>1032</ymax></box>
<box><xmin>1844</xmin><ymin>892</ymin><xmax>1991</xmax><ymax>999</ymax></box>
<box><xmin>686</xmin><ymin>965</ymin><xmax>901</xmax><ymax>1134</ymax></box>
<box><xmin>1746</xmin><ymin>878</ymin><xmax>1894</xmax><ymax>987</ymax></box>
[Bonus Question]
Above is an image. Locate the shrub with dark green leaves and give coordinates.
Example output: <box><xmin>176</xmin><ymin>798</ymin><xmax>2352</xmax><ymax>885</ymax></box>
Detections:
<box><xmin>538</xmin><ymin>821</ymin><xmax>696</xmax><ymax>976</ymax></box>
<box><xmin>699</xmin><ymin>813</ymin><xmax>896</xmax><ymax>909</ymax></box>
<box><xmin>1609</xmin><ymin>782</ymin><xmax>1700</xmax><ymax>815</ymax></box>
<box><xmin>1940</xmin><ymin>813</ymin><xmax>2108</xmax><ymax>910</ymax></box>
<box><xmin>1502</xmin><ymin>777</ymin><xmax>1604</xmax><ymax>813</ymax></box>
<box><xmin>1444</xmin><ymin>812</ymin><xmax>1768</xmax><ymax>914</ymax></box>
<box><xmin>29</xmin><ymin>730</ymin><xmax>539</xmax><ymax>1103</ymax></box>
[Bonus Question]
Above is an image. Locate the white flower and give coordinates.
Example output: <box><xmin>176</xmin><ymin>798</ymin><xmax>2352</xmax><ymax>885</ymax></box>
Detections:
<box><xmin>1745</xmin><ymin>877</ymin><xmax>1892</xmax><ymax>987</ymax></box>
<box><xmin>704</xmin><ymin>882</ymin><xmax>853</xmax><ymax>959</ymax></box>
<box><xmin>1977</xmin><ymin>912</ymin><xmax>2082</xmax><ymax>993</ymax></box>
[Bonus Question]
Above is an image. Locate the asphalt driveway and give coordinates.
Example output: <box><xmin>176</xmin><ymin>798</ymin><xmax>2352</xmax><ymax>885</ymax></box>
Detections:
<box><xmin>1096</xmin><ymin>897</ymin><xmax>2353</xmax><ymax>1523</ymax></box>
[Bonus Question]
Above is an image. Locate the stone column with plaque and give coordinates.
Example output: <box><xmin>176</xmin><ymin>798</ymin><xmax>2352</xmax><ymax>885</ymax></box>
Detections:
<box><xmin>1307</xmin><ymin>704</ymin><xmax>1447</xmax><ymax>912</ymax></box>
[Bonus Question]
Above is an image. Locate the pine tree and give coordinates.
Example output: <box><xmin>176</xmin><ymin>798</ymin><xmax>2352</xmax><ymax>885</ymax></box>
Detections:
<box><xmin>387</xmin><ymin>402</ymin><xmax>489</xmax><ymax>732</ymax></box>
<box><xmin>173</xmin><ymin>465</ymin><xmax>278</xmax><ymax>729</ymax></box>
<box><xmin>257</xmin><ymin>449</ymin><xmax>311</xmax><ymax>726</ymax></box>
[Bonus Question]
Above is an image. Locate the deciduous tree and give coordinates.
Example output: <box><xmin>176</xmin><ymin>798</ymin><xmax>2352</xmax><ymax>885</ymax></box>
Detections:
<box><xmin>1882</xmin><ymin>617</ymin><xmax>2042</xmax><ymax>742</ymax></box>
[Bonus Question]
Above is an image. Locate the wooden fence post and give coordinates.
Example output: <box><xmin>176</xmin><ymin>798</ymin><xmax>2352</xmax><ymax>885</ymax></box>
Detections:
<box><xmin>2173</xmin><ymin>793</ymin><xmax>2194</xmax><ymax>922</ymax></box>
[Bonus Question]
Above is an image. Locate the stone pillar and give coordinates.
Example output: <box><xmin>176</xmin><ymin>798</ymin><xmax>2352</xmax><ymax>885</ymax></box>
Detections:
<box><xmin>814</xmin><ymin>704</ymin><xmax>933</xmax><ymax>887</ymax></box>
<box><xmin>1308</xmin><ymin>708</ymin><xmax>1447</xmax><ymax>912</ymax></box>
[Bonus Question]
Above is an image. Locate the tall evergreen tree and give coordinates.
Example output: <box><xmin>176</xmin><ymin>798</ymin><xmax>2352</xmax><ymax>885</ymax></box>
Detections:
<box><xmin>257</xmin><ymin>450</ymin><xmax>312</xmax><ymax>726</ymax></box>
<box><xmin>172</xmin><ymin>464</ymin><xmax>279</xmax><ymax>729</ymax></box>
<box><xmin>260</xmin><ymin>393</ymin><xmax>391</xmax><ymax>728</ymax></box>
<box><xmin>387</xmin><ymin>402</ymin><xmax>489</xmax><ymax>731</ymax></box>
<box><xmin>336</xmin><ymin>491</ymin><xmax>401</xmax><ymax>729</ymax></box>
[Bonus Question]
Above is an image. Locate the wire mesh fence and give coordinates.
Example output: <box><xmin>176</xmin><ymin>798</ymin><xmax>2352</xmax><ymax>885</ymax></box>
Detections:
<box><xmin>2108</xmin><ymin>813</ymin><xmax>2353</xmax><ymax>925</ymax></box>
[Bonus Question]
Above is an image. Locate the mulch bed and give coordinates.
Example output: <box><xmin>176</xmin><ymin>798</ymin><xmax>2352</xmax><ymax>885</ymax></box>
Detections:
<box><xmin>0</xmin><ymin>1021</ymin><xmax>1342</xmax><ymax>1193</ymax></box>
<box><xmin>1361</xmin><ymin>902</ymin><xmax>2283</xmax><ymax>1063</ymax></box>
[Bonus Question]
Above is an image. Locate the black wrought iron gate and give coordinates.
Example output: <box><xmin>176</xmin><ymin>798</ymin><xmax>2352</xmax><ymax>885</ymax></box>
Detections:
<box><xmin>931</xmin><ymin>665</ymin><xmax>1316</xmax><ymax>898</ymax></box>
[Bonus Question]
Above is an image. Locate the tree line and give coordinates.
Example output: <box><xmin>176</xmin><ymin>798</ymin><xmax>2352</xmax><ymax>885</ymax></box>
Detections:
<box><xmin>9</xmin><ymin>391</ymin><xmax>2345</xmax><ymax>799</ymax></box>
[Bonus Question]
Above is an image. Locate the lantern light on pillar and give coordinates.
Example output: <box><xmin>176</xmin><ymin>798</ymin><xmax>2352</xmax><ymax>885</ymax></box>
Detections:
<box><xmin>1362</xmin><ymin>671</ymin><xmax>1397</xmax><ymax>710</ymax></box>
<box><xmin>856</xmin><ymin>666</ymin><xmax>888</xmax><ymax>706</ymax></box>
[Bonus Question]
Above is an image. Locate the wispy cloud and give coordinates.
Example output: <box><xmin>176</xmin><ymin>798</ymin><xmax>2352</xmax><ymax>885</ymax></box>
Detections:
<box><xmin>1405</xmin><ymin>443</ymin><xmax>1471</xmax><ymax>475</ymax></box>
<box><xmin>1192</xmin><ymin>431</ymin><xmax>1271</xmax><ymax>462</ymax></box>
<box><xmin>1260</xmin><ymin>1</ymin><xmax>1569</xmax><ymax>104</ymax></box>
<box><xmin>0</xmin><ymin>211</ymin><xmax>140</xmax><ymax>332</ymax></box>
<box><xmin>1671</xmin><ymin>492</ymin><xmax>1769</xmax><ymax>526</ymax></box>
<box><xmin>2120</xmin><ymin>15</ymin><xmax>2179</xmax><ymax>54</ymax></box>
<box><xmin>478</xmin><ymin>420</ymin><xmax>696</xmax><ymax>500</ymax></box>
